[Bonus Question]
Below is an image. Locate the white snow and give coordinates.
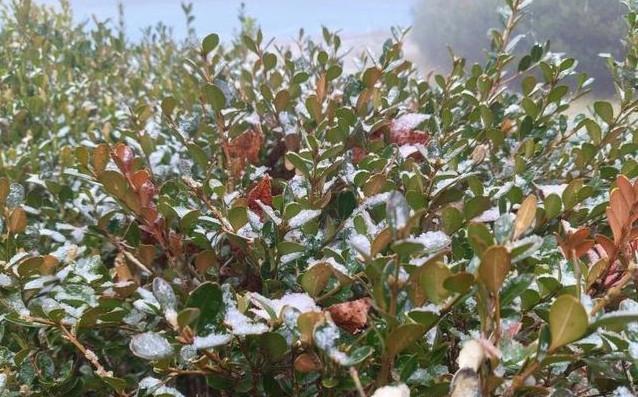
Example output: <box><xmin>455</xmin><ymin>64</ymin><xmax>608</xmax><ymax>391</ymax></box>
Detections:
<box><xmin>288</xmin><ymin>209</ymin><xmax>321</xmax><ymax>228</ymax></box>
<box><xmin>411</xmin><ymin>231</ymin><xmax>451</xmax><ymax>252</ymax></box>
<box><xmin>349</xmin><ymin>233</ymin><xmax>371</xmax><ymax>257</ymax></box>
<box><xmin>222</xmin><ymin>285</ymin><xmax>269</xmax><ymax>336</ymax></box>
<box><xmin>537</xmin><ymin>184</ymin><xmax>567</xmax><ymax>197</ymax></box>
<box><xmin>371</xmin><ymin>383</ymin><xmax>411</xmax><ymax>397</ymax></box>
<box><xmin>308</xmin><ymin>257</ymin><xmax>350</xmax><ymax>276</ymax></box>
<box><xmin>250</xmin><ymin>292</ymin><xmax>319</xmax><ymax>320</ymax></box>
<box><xmin>392</xmin><ymin>113</ymin><xmax>428</xmax><ymax>131</ymax></box>
<box><xmin>472</xmin><ymin>207</ymin><xmax>501</xmax><ymax>223</ymax></box>
<box><xmin>192</xmin><ymin>332</ymin><xmax>232</xmax><ymax>349</ymax></box>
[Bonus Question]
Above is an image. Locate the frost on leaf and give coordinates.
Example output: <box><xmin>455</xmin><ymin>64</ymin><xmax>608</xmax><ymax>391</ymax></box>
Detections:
<box><xmin>130</xmin><ymin>332</ymin><xmax>174</xmax><ymax>361</ymax></box>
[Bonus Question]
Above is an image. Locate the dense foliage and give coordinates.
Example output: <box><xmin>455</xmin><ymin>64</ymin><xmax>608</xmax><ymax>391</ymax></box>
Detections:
<box><xmin>413</xmin><ymin>0</ymin><xmax>626</xmax><ymax>94</ymax></box>
<box><xmin>1</xmin><ymin>0</ymin><xmax>638</xmax><ymax>396</ymax></box>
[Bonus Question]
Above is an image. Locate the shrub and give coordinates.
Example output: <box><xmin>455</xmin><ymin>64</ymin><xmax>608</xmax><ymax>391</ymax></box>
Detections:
<box><xmin>412</xmin><ymin>0</ymin><xmax>626</xmax><ymax>94</ymax></box>
<box><xmin>1</xmin><ymin>0</ymin><xmax>638</xmax><ymax>396</ymax></box>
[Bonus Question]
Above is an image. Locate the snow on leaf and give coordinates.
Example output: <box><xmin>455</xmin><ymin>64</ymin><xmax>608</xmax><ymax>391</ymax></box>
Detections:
<box><xmin>288</xmin><ymin>209</ymin><xmax>321</xmax><ymax>228</ymax></box>
<box><xmin>192</xmin><ymin>332</ymin><xmax>232</xmax><ymax>350</ymax></box>
<box><xmin>313</xmin><ymin>322</ymin><xmax>349</xmax><ymax>365</ymax></box>
<box><xmin>6</xmin><ymin>183</ymin><xmax>24</xmax><ymax>209</ymax></box>
<box><xmin>139</xmin><ymin>376</ymin><xmax>185</xmax><ymax>397</ymax></box>
<box><xmin>371</xmin><ymin>383</ymin><xmax>411</xmax><ymax>397</ymax></box>
<box><xmin>222</xmin><ymin>285</ymin><xmax>269</xmax><ymax>336</ymax></box>
<box><xmin>250</xmin><ymin>292</ymin><xmax>319</xmax><ymax>321</ymax></box>
<box><xmin>349</xmin><ymin>233</ymin><xmax>371</xmax><ymax>257</ymax></box>
<box><xmin>410</xmin><ymin>231</ymin><xmax>451</xmax><ymax>253</ymax></box>
<box><xmin>129</xmin><ymin>332</ymin><xmax>174</xmax><ymax>361</ymax></box>
<box><xmin>386</xmin><ymin>191</ymin><xmax>410</xmax><ymax>231</ymax></box>
<box><xmin>152</xmin><ymin>277</ymin><xmax>177</xmax><ymax>310</ymax></box>
<box><xmin>472</xmin><ymin>207</ymin><xmax>501</xmax><ymax>223</ymax></box>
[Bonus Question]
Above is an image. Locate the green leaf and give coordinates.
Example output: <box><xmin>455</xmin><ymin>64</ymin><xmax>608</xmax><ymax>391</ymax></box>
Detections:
<box><xmin>202</xmin><ymin>84</ymin><xmax>226</xmax><ymax>110</ymax></box>
<box><xmin>392</xmin><ymin>240</ymin><xmax>424</xmax><ymax>257</ymax></box>
<box><xmin>161</xmin><ymin>96</ymin><xmax>177</xmax><ymax>117</ymax></box>
<box><xmin>263</xmin><ymin>52</ymin><xmax>277</xmax><ymax>71</ymax></box>
<box><xmin>464</xmin><ymin>196</ymin><xmax>491</xmax><ymax>220</ymax></box>
<box><xmin>418</xmin><ymin>260</ymin><xmax>452</xmax><ymax>304</ymax></box>
<box><xmin>549</xmin><ymin>295</ymin><xmax>588</xmax><ymax>351</ymax></box>
<box><xmin>301</xmin><ymin>263</ymin><xmax>332</xmax><ymax>297</ymax></box>
<box><xmin>443</xmin><ymin>272</ymin><xmax>475</xmax><ymax>294</ymax></box>
<box><xmin>260</xmin><ymin>332</ymin><xmax>288</xmax><ymax>361</ymax></box>
<box><xmin>467</xmin><ymin>222</ymin><xmax>495</xmax><ymax>255</ymax></box>
<box><xmin>386</xmin><ymin>324</ymin><xmax>427</xmax><ymax>357</ymax></box>
<box><xmin>478</xmin><ymin>245</ymin><xmax>511</xmax><ymax>294</ymax></box>
<box><xmin>544</xmin><ymin>194</ymin><xmax>562</xmax><ymax>219</ymax></box>
<box><xmin>274</xmin><ymin>90</ymin><xmax>290</xmax><ymax>113</ymax></box>
<box><xmin>285</xmin><ymin>152</ymin><xmax>312</xmax><ymax>178</ymax></box>
<box><xmin>187</xmin><ymin>283</ymin><xmax>224</xmax><ymax>333</ymax></box>
<box><xmin>326</xmin><ymin>65</ymin><xmax>342</xmax><ymax>81</ymax></box>
<box><xmin>340</xmin><ymin>346</ymin><xmax>373</xmax><ymax>367</ymax></box>
<box><xmin>442</xmin><ymin>206</ymin><xmax>463</xmax><ymax>234</ymax></box>
<box><xmin>589</xmin><ymin>311</ymin><xmax>638</xmax><ymax>331</ymax></box>
<box><xmin>202</xmin><ymin>33</ymin><xmax>220</xmax><ymax>55</ymax></box>
<box><xmin>228</xmin><ymin>206</ymin><xmax>248</xmax><ymax>231</ymax></box>
<box><xmin>594</xmin><ymin>101</ymin><xmax>614</xmax><ymax>124</ymax></box>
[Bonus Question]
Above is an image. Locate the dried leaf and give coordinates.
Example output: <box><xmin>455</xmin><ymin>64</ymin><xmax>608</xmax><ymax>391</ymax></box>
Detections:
<box><xmin>247</xmin><ymin>175</ymin><xmax>272</xmax><ymax>216</ymax></box>
<box><xmin>513</xmin><ymin>195</ymin><xmax>537</xmax><ymax>240</ymax></box>
<box><xmin>327</xmin><ymin>298</ymin><xmax>372</xmax><ymax>334</ymax></box>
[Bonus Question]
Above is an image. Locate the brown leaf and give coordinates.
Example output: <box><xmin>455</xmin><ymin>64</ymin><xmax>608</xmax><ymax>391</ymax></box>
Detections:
<box><xmin>8</xmin><ymin>207</ymin><xmax>27</xmax><ymax>233</ymax></box>
<box><xmin>513</xmin><ymin>194</ymin><xmax>537</xmax><ymax>240</ymax></box>
<box><xmin>92</xmin><ymin>144</ymin><xmax>110</xmax><ymax>176</ymax></box>
<box><xmin>226</xmin><ymin>128</ymin><xmax>264</xmax><ymax>177</ymax></box>
<box><xmin>114</xmin><ymin>252</ymin><xmax>134</xmax><ymax>282</ymax></box>
<box><xmin>327</xmin><ymin>298</ymin><xmax>372</xmax><ymax>334</ymax></box>
<box><xmin>294</xmin><ymin>352</ymin><xmax>322</xmax><ymax>373</ymax></box>
<box><xmin>247</xmin><ymin>175</ymin><xmax>272</xmax><ymax>216</ymax></box>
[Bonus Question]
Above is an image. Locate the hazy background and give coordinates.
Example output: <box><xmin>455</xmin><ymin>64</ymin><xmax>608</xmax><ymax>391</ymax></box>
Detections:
<box><xmin>35</xmin><ymin>0</ymin><xmax>626</xmax><ymax>94</ymax></box>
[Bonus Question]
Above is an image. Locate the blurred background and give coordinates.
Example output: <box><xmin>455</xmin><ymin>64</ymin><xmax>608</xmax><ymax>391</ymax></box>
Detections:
<box><xmin>35</xmin><ymin>0</ymin><xmax>627</xmax><ymax>95</ymax></box>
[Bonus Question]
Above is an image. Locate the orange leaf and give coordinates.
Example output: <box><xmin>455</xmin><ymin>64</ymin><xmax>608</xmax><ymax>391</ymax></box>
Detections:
<box><xmin>606</xmin><ymin>206</ymin><xmax>623</xmax><ymax>245</ymax></box>
<box><xmin>617</xmin><ymin>175</ymin><xmax>635</xmax><ymax>208</ymax></box>
<box><xmin>594</xmin><ymin>234</ymin><xmax>617</xmax><ymax>260</ymax></box>
<box><xmin>113</xmin><ymin>143</ymin><xmax>134</xmax><ymax>174</ymax></box>
<box><xmin>131</xmin><ymin>169</ymin><xmax>151</xmax><ymax>191</ymax></box>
